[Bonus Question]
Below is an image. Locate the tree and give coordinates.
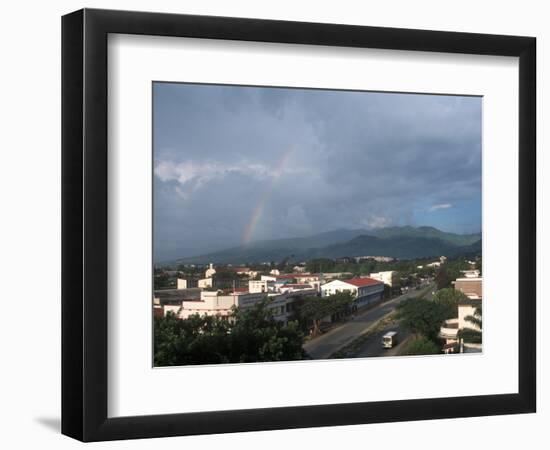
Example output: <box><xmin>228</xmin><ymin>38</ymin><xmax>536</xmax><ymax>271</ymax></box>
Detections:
<box><xmin>459</xmin><ymin>306</ymin><xmax>482</xmax><ymax>344</ymax></box>
<box><xmin>432</xmin><ymin>287</ymin><xmax>468</xmax><ymax>318</ymax></box>
<box><xmin>401</xmin><ymin>337</ymin><xmax>440</xmax><ymax>355</ymax></box>
<box><xmin>296</xmin><ymin>292</ymin><xmax>354</xmax><ymax>337</ymax></box>
<box><xmin>226</xmin><ymin>301</ymin><xmax>305</xmax><ymax>362</ymax></box>
<box><xmin>465</xmin><ymin>305</ymin><xmax>482</xmax><ymax>329</ymax></box>
<box><xmin>154</xmin><ymin>301</ymin><xmax>306</xmax><ymax>366</ymax></box>
<box><xmin>297</xmin><ymin>296</ymin><xmax>332</xmax><ymax>337</ymax></box>
<box><xmin>435</xmin><ymin>267</ymin><xmax>451</xmax><ymax>289</ymax></box>
<box><xmin>154</xmin><ymin>312</ymin><xmax>232</xmax><ymax>366</ymax></box>
<box><xmin>396</xmin><ymin>296</ymin><xmax>455</xmax><ymax>342</ymax></box>
<box><xmin>435</xmin><ymin>258</ymin><xmax>473</xmax><ymax>289</ymax></box>
<box><xmin>305</xmin><ymin>258</ymin><xmax>336</xmax><ymax>274</ymax></box>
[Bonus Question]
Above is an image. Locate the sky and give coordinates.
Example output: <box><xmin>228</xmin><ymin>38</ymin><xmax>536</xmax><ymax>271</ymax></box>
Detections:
<box><xmin>153</xmin><ymin>83</ymin><xmax>482</xmax><ymax>262</ymax></box>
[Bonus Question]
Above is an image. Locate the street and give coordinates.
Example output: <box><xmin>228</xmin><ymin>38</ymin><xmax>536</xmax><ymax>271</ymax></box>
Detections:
<box><xmin>352</xmin><ymin>322</ymin><xmax>412</xmax><ymax>358</ymax></box>
<box><xmin>303</xmin><ymin>284</ymin><xmax>433</xmax><ymax>359</ymax></box>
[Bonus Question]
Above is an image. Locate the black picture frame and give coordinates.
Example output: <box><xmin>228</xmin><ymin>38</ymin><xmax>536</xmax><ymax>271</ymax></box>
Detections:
<box><xmin>62</xmin><ymin>8</ymin><xmax>536</xmax><ymax>442</ymax></box>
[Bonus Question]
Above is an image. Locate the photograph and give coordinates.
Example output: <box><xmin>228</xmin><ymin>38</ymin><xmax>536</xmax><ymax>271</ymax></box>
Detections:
<box><xmin>1</xmin><ymin>0</ymin><xmax>542</xmax><ymax>446</ymax></box>
<box><xmin>152</xmin><ymin>82</ymin><xmax>483</xmax><ymax>366</ymax></box>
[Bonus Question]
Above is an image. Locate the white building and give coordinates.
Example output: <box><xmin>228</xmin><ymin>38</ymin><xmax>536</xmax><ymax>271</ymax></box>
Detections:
<box><xmin>320</xmin><ymin>277</ymin><xmax>384</xmax><ymax>309</ymax></box>
<box><xmin>198</xmin><ymin>277</ymin><xmax>213</xmax><ymax>288</ymax></box>
<box><xmin>164</xmin><ymin>287</ymin><xmax>316</xmax><ymax>325</ymax></box>
<box><xmin>225</xmin><ymin>266</ymin><xmax>257</xmax><ymax>279</ymax></box>
<box><xmin>176</xmin><ymin>278</ymin><xmax>198</xmax><ymax>289</ymax></box>
<box><xmin>205</xmin><ymin>263</ymin><xmax>216</xmax><ymax>278</ymax></box>
<box><xmin>261</xmin><ymin>274</ymin><xmax>277</xmax><ymax>282</ymax></box>
<box><xmin>426</xmin><ymin>261</ymin><xmax>442</xmax><ymax>268</ymax></box>
<box><xmin>249</xmin><ymin>279</ymin><xmax>275</xmax><ymax>293</ymax></box>
<box><xmin>461</xmin><ymin>269</ymin><xmax>481</xmax><ymax>278</ymax></box>
<box><xmin>295</xmin><ymin>274</ymin><xmax>320</xmax><ymax>284</ymax></box>
<box><xmin>440</xmin><ymin>276</ymin><xmax>482</xmax><ymax>353</ymax></box>
<box><xmin>369</xmin><ymin>271</ymin><xmax>396</xmax><ymax>287</ymax></box>
<box><xmin>278</xmin><ymin>284</ymin><xmax>315</xmax><ymax>295</ymax></box>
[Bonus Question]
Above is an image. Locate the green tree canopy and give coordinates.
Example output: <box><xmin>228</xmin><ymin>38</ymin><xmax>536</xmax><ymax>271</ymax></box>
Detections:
<box><xmin>305</xmin><ymin>258</ymin><xmax>336</xmax><ymax>273</ymax></box>
<box><xmin>154</xmin><ymin>301</ymin><xmax>306</xmax><ymax>366</ymax></box>
<box><xmin>401</xmin><ymin>337</ymin><xmax>440</xmax><ymax>355</ymax></box>
<box><xmin>432</xmin><ymin>287</ymin><xmax>468</xmax><ymax>318</ymax></box>
<box><xmin>459</xmin><ymin>306</ymin><xmax>482</xmax><ymax>344</ymax></box>
<box><xmin>295</xmin><ymin>292</ymin><xmax>354</xmax><ymax>336</ymax></box>
<box><xmin>396</xmin><ymin>296</ymin><xmax>456</xmax><ymax>342</ymax></box>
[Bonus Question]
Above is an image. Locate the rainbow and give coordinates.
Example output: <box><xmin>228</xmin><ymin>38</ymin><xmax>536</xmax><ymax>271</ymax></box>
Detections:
<box><xmin>242</xmin><ymin>146</ymin><xmax>295</xmax><ymax>245</ymax></box>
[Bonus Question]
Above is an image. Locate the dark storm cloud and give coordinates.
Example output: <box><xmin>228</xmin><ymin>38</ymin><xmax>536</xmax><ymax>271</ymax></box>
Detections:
<box><xmin>153</xmin><ymin>83</ymin><xmax>481</xmax><ymax>261</ymax></box>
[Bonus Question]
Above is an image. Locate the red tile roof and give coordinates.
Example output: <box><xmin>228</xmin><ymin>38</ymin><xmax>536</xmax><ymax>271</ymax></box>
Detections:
<box><xmin>344</xmin><ymin>277</ymin><xmax>384</xmax><ymax>287</ymax></box>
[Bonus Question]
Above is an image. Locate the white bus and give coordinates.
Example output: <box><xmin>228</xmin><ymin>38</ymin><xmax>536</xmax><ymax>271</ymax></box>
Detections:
<box><xmin>382</xmin><ymin>331</ymin><xmax>398</xmax><ymax>349</ymax></box>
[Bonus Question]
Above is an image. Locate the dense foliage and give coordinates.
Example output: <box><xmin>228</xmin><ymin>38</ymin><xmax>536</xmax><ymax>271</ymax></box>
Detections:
<box><xmin>395</xmin><ymin>292</ymin><xmax>461</xmax><ymax>342</ymax></box>
<box><xmin>291</xmin><ymin>292</ymin><xmax>355</xmax><ymax>336</ymax></box>
<box><xmin>435</xmin><ymin>259</ymin><xmax>474</xmax><ymax>289</ymax></box>
<box><xmin>401</xmin><ymin>337</ymin><xmax>441</xmax><ymax>355</ymax></box>
<box><xmin>154</xmin><ymin>301</ymin><xmax>306</xmax><ymax>366</ymax></box>
<box><xmin>459</xmin><ymin>306</ymin><xmax>482</xmax><ymax>344</ymax></box>
<box><xmin>432</xmin><ymin>288</ymin><xmax>468</xmax><ymax>317</ymax></box>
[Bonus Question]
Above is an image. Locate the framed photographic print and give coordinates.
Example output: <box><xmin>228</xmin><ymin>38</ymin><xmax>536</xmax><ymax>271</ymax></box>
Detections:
<box><xmin>62</xmin><ymin>8</ymin><xmax>536</xmax><ymax>442</ymax></box>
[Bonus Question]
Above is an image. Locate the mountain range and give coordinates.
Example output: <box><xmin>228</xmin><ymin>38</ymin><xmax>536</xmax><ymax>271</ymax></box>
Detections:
<box><xmin>172</xmin><ymin>226</ymin><xmax>481</xmax><ymax>265</ymax></box>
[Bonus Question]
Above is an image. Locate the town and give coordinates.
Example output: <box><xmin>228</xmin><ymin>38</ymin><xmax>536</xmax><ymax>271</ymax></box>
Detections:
<box><xmin>153</xmin><ymin>253</ymin><xmax>482</xmax><ymax>366</ymax></box>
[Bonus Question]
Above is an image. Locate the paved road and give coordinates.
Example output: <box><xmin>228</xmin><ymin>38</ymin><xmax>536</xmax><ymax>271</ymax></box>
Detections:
<box><xmin>303</xmin><ymin>284</ymin><xmax>433</xmax><ymax>359</ymax></box>
<box><xmin>353</xmin><ymin>322</ymin><xmax>412</xmax><ymax>358</ymax></box>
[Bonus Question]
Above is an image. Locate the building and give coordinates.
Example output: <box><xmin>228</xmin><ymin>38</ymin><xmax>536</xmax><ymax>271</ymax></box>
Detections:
<box><xmin>164</xmin><ymin>290</ymin><xmax>240</xmax><ymax>320</ymax></box>
<box><xmin>176</xmin><ymin>278</ymin><xmax>198</xmax><ymax>289</ymax></box>
<box><xmin>354</xmin><ymin>255</ymin><xmax>395</xmax><ymax>263</ymax></box>
<box><xmin>369</xmin><ymin>271</ymin><xmax>397</xmax><ymax>287</ymax></box>
<box><xmin>162</xmin><ymin>287</ymin><xmax>316</xmax><ymax>326</ymax></box>
<box><xmin>426</xmin><ymin>261</ymin><xmax>442</xmax><ymax>268</ymax></box>
<box><xmin>259</xmin><ymin>273</ymin><xmax>324</xmax><ymax>293</ymax></box>
<box><xmin>320</xmin><ymin>272</ymin><xmax>353</xmax><ymax>280</ymax></box>
<box><xmin>278</xmin><ymin>284</ymin><xmax>315</xmax><ymax>294</ymax></box>
<box><xmin>294</xmin><ymin>274</ymin><xmax>320</xmax><ymax>284</ymax></box>
<box><xmin>453</xmin><ymin>276</ymin><xmax>483</xmax><ymax>299</ymax></box>
<box><xmin>249</xmin><ymin>279</ymin><xmax>275</xmax><ymax>293</ymax></box>
<box><xmin>320</xmin><ymin>277</ymin><xmax>384</xmax><ymax>309</ymax></box>
<box><xmin>461</xmin><ymin>269</ymin><xmax>481</xmax><ymax>279</ymax></box>
<box><xmin>205</xmin><ymin>263</ymin><xmax>216</xmax><ymax>278</ymax></box>
<box><xmin>198</xmin><ymin>278</ymin><xmax>213</xmax><ymax>288</ymax></box>
<box><xmin>440</xmin><ymin>276</ymin><xmax>482</xmax><ymax>353</ymax></box>
<box><xmin>260</xmin><ymin>273</ymin><xmax>298</xmax><ymax>287</ymax></box>
<box><xmin>224</xmin><ymin>266</ymin><xmax>258</xmax><ymax>279</ymax></box>
<box><xmin>154</xmin><ymin>287</ymin><xmax>201</xmax><ymax>306</ymax></box>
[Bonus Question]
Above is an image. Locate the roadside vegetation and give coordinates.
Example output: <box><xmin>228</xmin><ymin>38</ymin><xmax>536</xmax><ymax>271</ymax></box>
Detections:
<box><xmin>395</xmin><ymin>287</ymin><xmax>468</xmax><ymax>355</ymax></box>
<box><xmin>400</xmin><ymin>337</ymin><xmax>440</xmax><ymax>355</ymax></box>
<box><xmin>290</xmin><ymin>292</ymin><xmax>354</xmax><ymax>337</ymax></box>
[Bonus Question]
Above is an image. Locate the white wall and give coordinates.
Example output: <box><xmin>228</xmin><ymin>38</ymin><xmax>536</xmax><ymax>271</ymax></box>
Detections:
<box><xmin>321</xmin><ymin>279</ymin><xmax>358</xmax><ymax>296</ymax></box>
<box><xmin>0</xmin><ymin>1</ymin><xmax>546</xmax><ymax>449</ymax></box>
<box><xmin>458</xmin><ymin>304</ymin><xmax>481</xmax><ymax>331</ymax></box>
